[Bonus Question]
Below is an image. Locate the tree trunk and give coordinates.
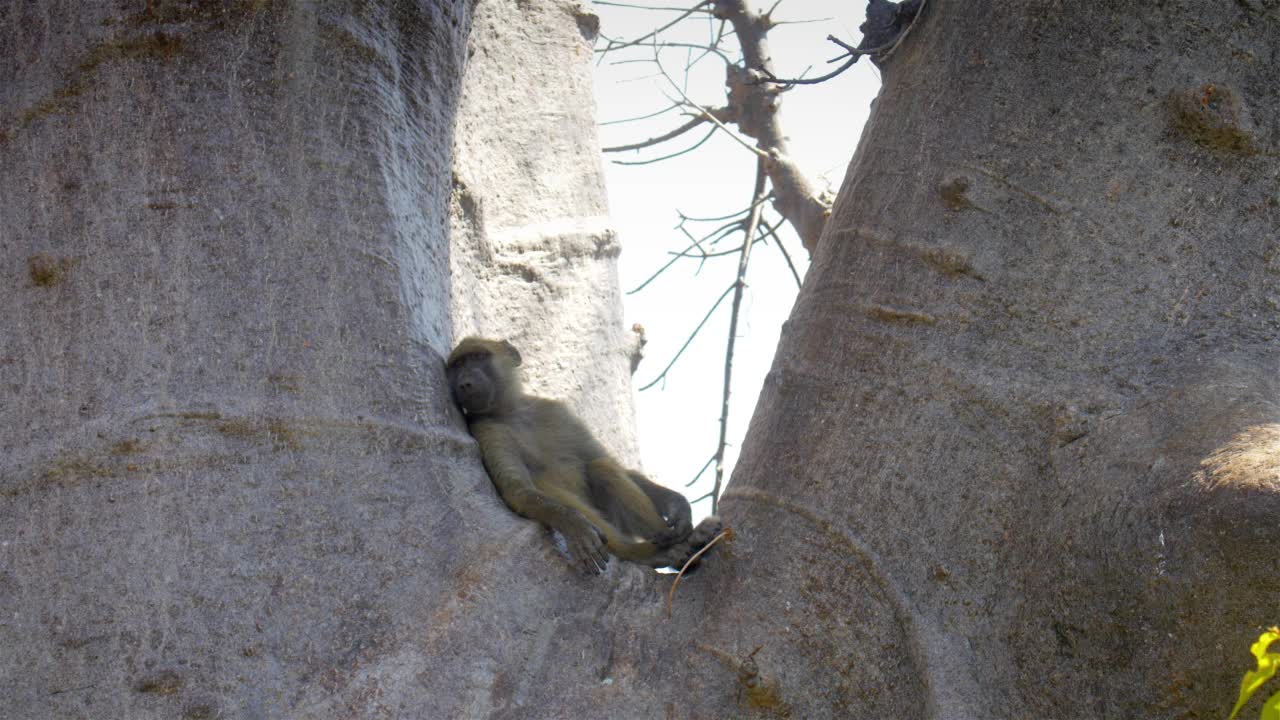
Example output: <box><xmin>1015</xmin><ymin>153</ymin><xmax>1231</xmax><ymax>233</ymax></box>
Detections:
<box><xmin>0</xmin><ymin>2</ymin><xmax>483</xmax><ymax>717</ymax></box>
<box><xmin>448</xmin><ymin>0</ymin><xmax>641</xmax><ymax>463</ymax></box>
<box><xmin>725</xmin><ymin>1</ymin><xmax>1280</xmax><ymax>717</ymax></box>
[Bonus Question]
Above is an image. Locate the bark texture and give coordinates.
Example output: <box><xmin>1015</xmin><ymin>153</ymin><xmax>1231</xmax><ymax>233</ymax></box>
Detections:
<box><xmin>2</xmin><ymin>2</ymin><xmax>665</xmax><ymax>718</ymax></box>
<box><xmin>0</xmin><ymin>3</ymin><xmax>485</xmax><ymax>717</ymax></box>
<box><xmin>449</xmin><ymin>0</ymin><xmax>641</xmax><ymax>462</ymax></box>
<box><xmin>727</xmin><ymin>1</ymin><xmax>1280</xmax><ymax>717</ymax></box>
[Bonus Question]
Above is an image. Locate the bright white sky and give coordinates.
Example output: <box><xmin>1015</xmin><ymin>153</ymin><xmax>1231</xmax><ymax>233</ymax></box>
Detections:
<box><xmin>591</xmin><ymin>0</ymin><xmax>880</xmax><ymax>515</ymax></box>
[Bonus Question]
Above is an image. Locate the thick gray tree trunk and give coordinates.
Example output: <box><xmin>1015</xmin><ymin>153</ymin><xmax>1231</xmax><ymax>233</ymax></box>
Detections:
<box><xmin>0</xmin><ymin>2</ymin><xmax>480</xmax><ymax>717</ymax></box>
<box><xmin>2</xmin><ymin>1</ymin><xmax>655</xmax><ymax>718</ymax></box>
<box><xmin>722</xmin><ymin>1</ymin><xmax>1280</xmax><ymax>717</ymax></box>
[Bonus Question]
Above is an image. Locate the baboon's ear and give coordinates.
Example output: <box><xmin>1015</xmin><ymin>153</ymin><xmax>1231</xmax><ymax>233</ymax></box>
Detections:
<box><xmin>501</xmin><ymin>340</ymin><xmax>523</xmax><ymax>366</ymax></box>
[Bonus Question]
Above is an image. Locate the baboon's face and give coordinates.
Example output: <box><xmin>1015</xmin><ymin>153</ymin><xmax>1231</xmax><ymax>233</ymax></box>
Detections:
<box><xmin>446</xmin><ymin>338</ymin><xmax>522</xmax><ymax>417</ymax></box>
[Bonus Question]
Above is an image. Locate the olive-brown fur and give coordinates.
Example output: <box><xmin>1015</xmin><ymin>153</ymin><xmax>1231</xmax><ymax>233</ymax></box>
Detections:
<box><xmin>446</xmin><ymin>337</ymin><xmax>719</xmax><ymax>572</ymax></box>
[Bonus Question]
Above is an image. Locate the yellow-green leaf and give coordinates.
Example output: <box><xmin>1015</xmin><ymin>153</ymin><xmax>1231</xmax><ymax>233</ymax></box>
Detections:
<box><xmin>1260</xmin><ymin>691</ymin><xmax>1280</xmax><ymax>720</ymax></box>
<box><xmin>1228</xmin><ymin>628</ymin><xmax>1280</xmax><ymax>720</ymax></box>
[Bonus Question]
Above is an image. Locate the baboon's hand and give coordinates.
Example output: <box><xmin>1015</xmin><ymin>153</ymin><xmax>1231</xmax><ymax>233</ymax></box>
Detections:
<box><xmin>649</xmin><ymin>500</ymin><xmax>693</xmax><ymax>548</ymax></box>
<box><xmin>565</xmin><ymin>519</ymin><xmax>608</xmax><ymax>573</ymax></box>
<box><xmin>648</xmin><ymin>522</ymin><xmax>690</xmax><ymax>549</ymax></box>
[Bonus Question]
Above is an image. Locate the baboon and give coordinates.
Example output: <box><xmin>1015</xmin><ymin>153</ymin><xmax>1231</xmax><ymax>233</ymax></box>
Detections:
<box><xmin>446</xmin><ymin>337</ymin><xmax>721</xmax><ymax>572</ymax></box>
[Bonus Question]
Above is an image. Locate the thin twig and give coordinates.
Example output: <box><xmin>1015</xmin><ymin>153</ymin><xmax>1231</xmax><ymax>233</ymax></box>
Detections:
<box><xmin>600</xmin><ymin>101</ymin><xmax>683</xmax><ymax>126</ymax></box>
<box><xmin>769</xmin><ymin>16</ymin><xmax>832</xmax><ymax>26</ymax></box>
<box><xmin>676</xmin><ymin>194</ymin><xmax>770</xmax><ymax>223</ymax></box>
<box><xmin>675</xmin><ymin>220</ymin><xmax>740</xmax><ymax>270</ymax></box>
<box><xmin>672</xmin><ymin>228</ymin><xmax>738</xmax><ymax>262</ymax></box>
<box><xmin>628</xmin><ymin>221</ymin><xmax>727</xmax><ymax>293</ymax></box>
<box><xmin>707</xmin><ymin>16</ymin><xmax>729</xmax><ymax>51</ymax></box>
<box><xmin>710</xmin><ymin>157</ymin><xmax>768</xmax><ymax>514</ymax></box>
<box><xmin>666</xmin><ymin>528</ymin><xmax>736</xmax><ymax>618</ymax></box>
<box><xmin>758</xmin><ymin>35</ymin><xmax>890</xmax><ymax>86</ymax></box>
<box><xmin>608</xmin><ymin>57</ymin><xmax>670</xmax><ymax>67</ymax></box>
<box><xmin>759</xmin><ymin>0</ymin><xmax>928</xmax><ymax>86</ymax></box>
<box><xmin>827</xmin><ymin>35</ymin><xmax>860</xmax><ymax>56</ymax></box>
<box><xmin>671</xmin><ymin>235</ymin><xmax>763</xmax><ymax>259</ymax></box>
<box><xmin>686</xmin><ymin>455</ymin><xmax>716</xmax><ymax>488</ymax></box>
<box><xmin>596</xmin><ymin>1</ymin><xmax>713</xmax><ymax>55</ymax></box>
<box><xmin>761</xmin><ymin>52</ymin><xmax>858</xmax><ymax>86</ymax></box>
<box><xmin>689</xmin><ymin>15</ymin><xmax>732</xmax><ymax>68</ymax></box>
<box><xmin>611</xmin><ymin>125</ymin><xmax>717</xmax><ymax>166</ymax></box>
<box><xmin>602</xmin><ymin>114</ymin><xmax>709</xmax><ymax>153</ymax></box>
<box><xmin>638</xmin><ymin>284</ymin><xmax>736</xmax><ymax>391</ymax></box>
<box><xmin>652</xmin><ymin>50</ymin><xmax>769</xmax><ymax>160</ymax></box>
<box><xmin>696</xmin><ymin>217</ymin><xmax>748</xmax><ymax>247</ymax></box>
<box><xmin>629</xmin><ymin>210</ymin><xmax>754</xmax><ymax>294</ymax></box>
<box><xmin>628</xmin><ymin>246</ymin><xmax>689</xmax><ymax>295</ymax></box>
<box><xmin>617</xmin><ymin>70</ymin><xmax>667</xmax><ymax>84</ymax></box>
<box><xmin>595</xmin><ymin>0</ymin><xmax>703</xmax><ymax>9</ymax></box>
<box><xmin>675</xmin><ymin>224</ymin><xmax>713</xmax><ymax>274</ymax></box>
<box><xmin>759</xmin><ymin>220</ymin><xmax>803</xmax><ymax>287</ymax></box>
<box><xmin>668</xmin><ymin>41</ymin><xmax>732</xmax><ymax>66</ymax></box>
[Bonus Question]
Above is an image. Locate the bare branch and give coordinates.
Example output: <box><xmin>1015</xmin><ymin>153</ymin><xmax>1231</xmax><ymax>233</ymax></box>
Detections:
<box><xmin>656</xmin><ymin>219</ymin><xmax>741</xmax><ymax>279</ymax></box>
<box><xmin>679</xmin><ymin>224</ymin><xmax>742</xmax><ymax>260</ymax></box>
<box><xmin>677</xmin><ymin>194</ymin><xmax>769</xmax><ymax>223</ymax></box>
<box><xmin>602</xmin><ymin>114</ymin><xmax>710</xmax><ymax>153</ymax></box>
<box><xmin>769</xmin><ymin>16</ymin><xmax>833</xmax><ymax>27</ymax></box>
<box><xmin>689</xmin><ymin>488</ymin><xmax>716</xmax><ymax>504</ymax></box>
<box><xmin>629</xmin><ymin>216</ymin><xmax>741</xmax><ymax>294</ymax></box>
<box><xmin>628</xmin><ymin>254</ymin><xmax>684</xmax><ymax>296</ymax></box>
<box><xmin>827</xmin><ymin>34</ymin><xmax>861</xmax><ymax>57</ymax></box>
<box><xmin>675</xmin><ymin>224</ymin><xmax>712</xmax><ymax>273</ymax></box>
<box><xmin>597</xmin><ymin>0</ymin><xmax>835</xmax><ymax>249</ymax></box>
<box><xmin>617</xmin><ymin>69</ymin><xmax>667</xmax><ymax>84</ymax></box>
<box><xmin>709</xmin><ymin>156</ymin><xmax>768</xmax><ymax>513</ymax></box>
<box><xmin>595</xmin><ymin>0</ymin><xmax>703</xmax><ymax>10</ymax></box>
<box><xmin>697</xmin><ymin>217</ymin><xmax>749</xmax><ymax>245</ymax></box>
<box><xmin>754</xmin><ymin>33</ymin><xmax>887</xmax><ymax>86</ymax></box>
<box><xmin>710</xmin><ymin>0</ymin><xmax>831</xmax><ymax>250</ymax></box>
<box><xmin>596</xmin><ymin>1</ymin><xmax>713</xmax><ymax>55</ymax></box>
<box><xmin>686</xmin><ymin>455</ymin><xmax>716</xmax><ymax>488</ymax></box>
<box><xmin>762</xmin><ymin>53</ymin><xmax>860</xmax><ymax>86</ymax></box>
<box><xmin>652</xmin><ymin>53</ymin><xmax>769</xmax><ymax>160</ymax></box>
<box><xmin>706</xmin><ymin>16</ymin><xmax>730</xmax><ymax>49</ymax></box>
<box><xmin>638</xmin><ymin>283</ymin><xmax>735</xmax><ymax>391</ymax></box>
<box><xmin>759</xmin><ymin>220</ymin><xmax>803</xmax><ymax>288</ymax></box>
<box><xmin>658</xmin><ymin>41</ymin><xmax>733</xmax><ymax>65</ymax></box>
<box><xmin>610</xmin><ymin>124</ymin><xmax>717</xmax><ymax>166</ymax></box>
<box><xmin>759</xmin><ymin>0</ymin><xmax>929</xmax><ymax>85</ymax></box>
<box><xmin>595</xmin><ymin>0</ymin><xmax>833</xmax><ymax>506</ymax></box>
<box><xmin>600</xmin><ymin>101</ymin><xmax>683</xmax><ymax>126</ymax></box>
<box><xmin>672</xmin><ymin>235</ymin><xmax>762</xmax><ymax>259</ymax></box>
<box><xmin>607</xmin><ymin>57</ymin><xmax>665</xmax><ymax>67</ymax></box>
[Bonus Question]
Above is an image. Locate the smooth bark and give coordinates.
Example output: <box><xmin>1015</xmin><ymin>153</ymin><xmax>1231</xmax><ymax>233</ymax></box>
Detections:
<box><xmin>727</xmin><ymin>1</ymin><xmax>1280</xmax><ymax>717</ymax></box>
<box><xmin>1</xmin><ymin>3</ymin><xmax>481</xmax><ymax>717</ymax></box>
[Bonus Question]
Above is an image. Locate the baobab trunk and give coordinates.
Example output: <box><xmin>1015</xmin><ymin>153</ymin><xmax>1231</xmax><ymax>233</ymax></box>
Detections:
<box><xmin>0</xmin><ymin>3</ymin><xmax>480</xmax><ymax>717</ymax></box>
<box><xmin>1</xmin><ymin>1</ymin><xmax>660</xmax><ymax>717</ymax></box>
<box><xmin>723</xmin><ymin>1</ymin><xmax>1280</xmax><ymax>717</ymax></box>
